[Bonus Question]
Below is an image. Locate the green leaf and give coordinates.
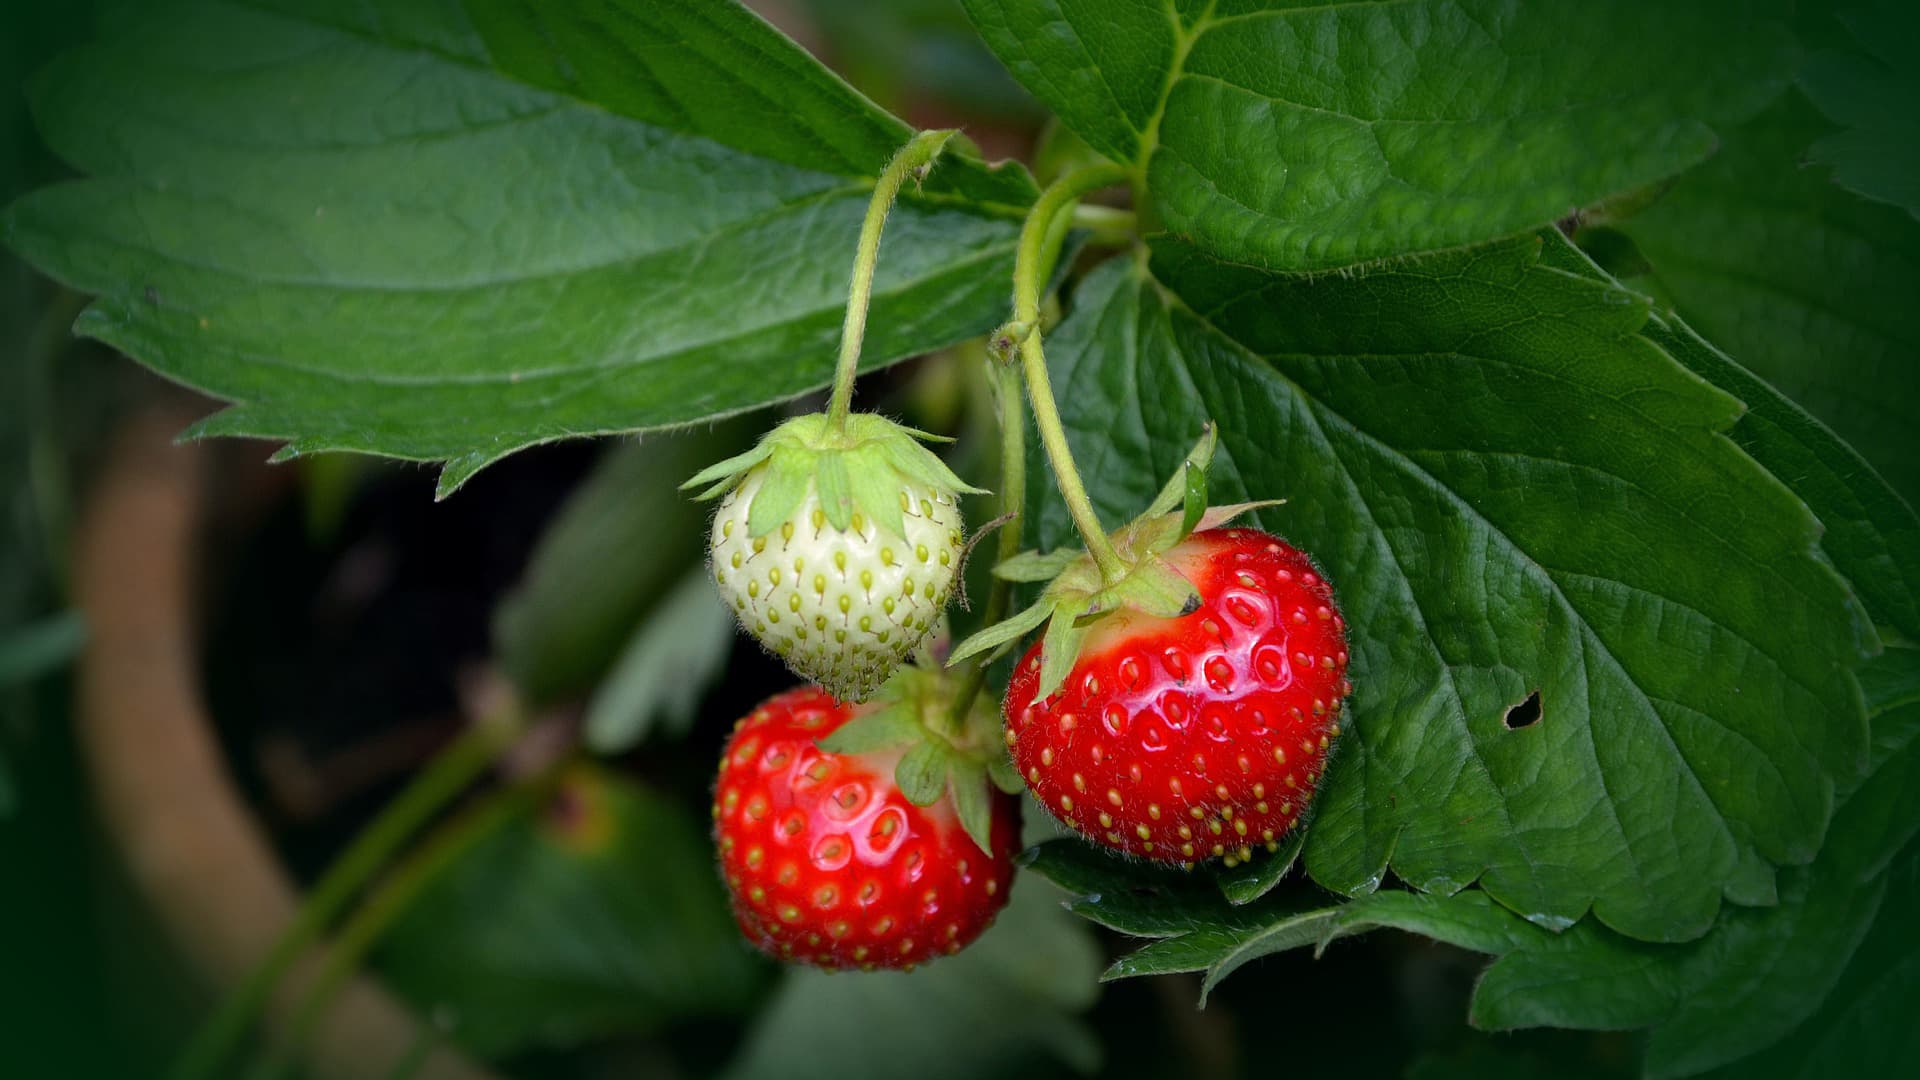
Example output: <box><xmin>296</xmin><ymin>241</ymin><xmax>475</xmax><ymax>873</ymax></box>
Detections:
<box><xmin>1035</xmin><ymin>241</ymin><xmax>1869</xmax><ymax>943</ymax></box>
<box><xmin>967</xmin><ymin>0</ymin><xmax>1794</xmax><ymax>270</ymax></box>
<box><xmin>582</xmin><ymin>568</ymin><xmax>735</xmax><ymax>754</ymax></box>
<box><xmin>815</xmin><ymin>704</ymin><xmax>925</xmax><ymax>755</ymax></box>
<box><xmin>1797</xmin><ymin>0</ymin><xmax>1920</xmax><ymax>219</ymax></box>
<box><xmin>1742</xmin><ymin>847</ymin><xmax>1920</xmax><ymax>1080</ymax></box>
<box><xmin>2</xmin><ymin>0</ymin><xmax>1032</xmax><ymax>495</ymax></box>
<box><xmin>376</xmin><ymin>768</ymin><xmax>766</xmax><ymax>1059</ymax></box>
<box><xmin>1215</xmin><ymin>821</ymin><xmax>1307</xmax><ymax>906</ymax></box>
<box><xmin>1379</xmin><ymin>646</ymin><xmax>1919</xmax><ymax>1077</ymax></box>
<box><xmin>1543</xmin><ymin>218</ymin><xmax>1920</xmax><ymax>645</ymax></box>
<box><xmin>1611</xmin><ymin>91</ymin><xmax>1920</xmax><ymax>503</ymax></box>
<box><xmin>719</xmin><ymin>876</ymin><xmax>1104</xmax><ymax>1080</ymax></box>
<box><xmin>494</xmin><ymin>431</ymin><xmax>739</xmax><ymax>703</ymax></box>
<box><xmin>895</xmin><ymin>739</ymin><xmax>951</xmax><ymax>807</ymax></box>
<box><xmin>1638</xmin><ymin>312</ymin><xmax>1920</xmax><ymax>644</ymax></box>
<box><xmin>1033</xmin><ymin>639</ymin><xmax>1920</xmax><ymax>1067</ymax></box>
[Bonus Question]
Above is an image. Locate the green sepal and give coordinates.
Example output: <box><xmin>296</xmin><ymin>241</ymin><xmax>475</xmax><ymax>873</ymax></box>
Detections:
<box><xmin>948</xmin><ymin>759</ymin><xmax>996</xmax><ymax>856</ymax></box>
<box><xmin>815</xmin><ymin>451</ymin><xmax>854</xmax><ymax>532</ymax></box>
<box><xmin>816</xmin><ymin>703</ymin><xmax>923</xmax><ymax>755</ymax></box>
<box><xmin>1088</xmin><ymin>555</ymin><xmax>1199</xmax><ymax>620</ymax></box>
<box><xmin>1192</xmin><ymin>500</ymin><xmax>1285</xmax><ymax>534</ymax></box>
<box><xmin>895</xmin><ymin>424</ymin><xmax>957</xmax><ymax>445</ymax></box>
<box><xmin>947</xmin><ymin>595</ymin><xmax>1052</xmax><ymax>665</ymax></box>
<box><xmin>1178</xmin><ymin>458</ymin><xmax>1208</xmax><ymax>542</ymax></box>
<box><xmin>895</xmin><ymin>740</ymin><xmax>950</xmax><ymax>807</ymax></box>
<box><xmin>884</xmin><ymin>436</ymin><xmax>989</xmax><ymax>497</ymax></box>
<box><xmin>993</xmin><ymin>548</ymin><xmax>1082</xmax><ymax>582</ymax></box>
<box><xmin>746</xmin><ymin>446</ymin><xmax>816</xmax><ymax>538</ymax></box>
<box><xmin>679</xmin><ymin>442</ymin><xmax>775</xmax><ymax>500</ymax></box>
<box><xmin>847</xmin><ymin>443</ymin><xmax>909</xmax><ymax>540</ymax></box>
<box><xmin>986</xmin><ymin>752</ymin><xmax>1024</xmax><ymax>796</ymax></box>
<box><xmin>1139</xmin><ymin>423</ymin><xmax>1218</xmax><ymax>522</ymax></box>
<box><xmin>1035</xmin><ymin>607</ymin><xmax>1089</xmax><ymax>702</ymax></box>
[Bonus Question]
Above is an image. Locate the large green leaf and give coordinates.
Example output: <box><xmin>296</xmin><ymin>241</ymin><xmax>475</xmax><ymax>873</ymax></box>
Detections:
<box><xmin>1725</xmin><ymin>845</ymin><xmax>1920</xmax><ymax>1080</ymax></box>
<box><xmin>719</xmin><ymin>875</ymin><xmax>1104</xmax><ymax>1080</ymax></box>
<box><xmin>376</xmin><ymin>767</ymin><xmax>767</xmax><ymax>1059</ymax></box>
<box><xmin>1030</xmin><ymin>236</ymin><xmax>1869</xmax><ymax>944</ymax></box>
<box><xmin>965</xmin><ymin>0</ymin><xmax>1795</xmax><ymax>270</ymax></box>
<box><xmin>1611</xmin><ymin>93</ymin><xmax>1920</xmax><ymax>504</ymax></box>
<box><xmin>1027</xmin><ymin>645</ymin><xmax>1920</xmax><ymax>1075</ymax></box>
<box><xmin>1</xmin><ymin>0</ymin><xmax>1033</xmax><ymax>495</ymax></box>
<box><xmin>1797</xmin><ymin>0</ymin><xmax>1920</xmax><ymax>220</ymax></box>
<box><xmin>1463</xmin><ymin>641</ymin><xmax>1920</xmax><ymax>1078</ymax></box>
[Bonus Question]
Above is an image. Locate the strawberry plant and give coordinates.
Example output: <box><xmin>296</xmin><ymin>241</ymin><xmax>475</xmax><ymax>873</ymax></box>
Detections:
<box><xmin>2</xmin><ymin>0</ymin><xmax>1916</xmax><ymax>1078</ymax></box>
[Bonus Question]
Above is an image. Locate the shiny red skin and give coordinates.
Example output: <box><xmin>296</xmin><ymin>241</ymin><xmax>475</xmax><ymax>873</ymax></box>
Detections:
<box><xmin>714</xmin><ymin>686</ymin><xmax>1018</xmax><ymax>970</ymax></box>
<box><xmin>1005</xmin><ymin>529</ymin><xmax>1350</xmax><ymax>865</ymax></box>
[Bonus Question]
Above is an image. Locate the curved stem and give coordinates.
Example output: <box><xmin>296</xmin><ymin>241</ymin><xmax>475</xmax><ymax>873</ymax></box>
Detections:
<box><xmin>947</xmin><ymin>359</ymin><xmax>1027</xmax><ymax>729</ymax></box>
<box><xmin>169</xmin><ymin>712</ymin><xmax>521</xmax><ymax>1080</ymax></box>
<box><xmin>1010</xmin><ymin>163</ymin><xmax>1131</xmax><ymax>583</ymax></box>
<box><xmin>249</xmin><ymin>779</ymin><xmax>545</xmax><ymax>1080</ymax></box>
<box><xmin>826</xmin><ymin>128</ymin><xmax>958</xmax><ymax>431</ymax></box>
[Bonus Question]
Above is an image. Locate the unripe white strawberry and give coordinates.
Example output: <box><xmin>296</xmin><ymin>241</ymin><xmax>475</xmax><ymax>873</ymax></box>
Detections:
<box><xmin>686</xmin><ymin>413</ymin><xmax>979</xmax><ymax>701</ymax></box>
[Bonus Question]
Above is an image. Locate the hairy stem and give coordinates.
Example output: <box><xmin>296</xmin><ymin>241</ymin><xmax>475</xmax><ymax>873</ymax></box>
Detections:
<box><xmin>169</xmin><ymin>710</ymin><xmax>521</xmax><ymax>1080</ymax></box>
<box><xmin>947</xmin><ymin>359</ymin><xmax>1028</xmax><ymax>729</ymax></box>
<box><xmin>1007</xmin><ymin>162</ymin><xmax>1131</xmax><ymax>583</ymax></box>
<box><xmin>826</xmin><ymin>128</ymin><xmax>958</xmax><ymax>431</ymax></box>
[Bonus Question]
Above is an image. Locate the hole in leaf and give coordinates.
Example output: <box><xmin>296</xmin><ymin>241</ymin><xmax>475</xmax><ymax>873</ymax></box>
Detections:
<box><xmin>1504</xmin><ymin>690</ymin><xmax>1542</xmax><ymax>730</ymax></box>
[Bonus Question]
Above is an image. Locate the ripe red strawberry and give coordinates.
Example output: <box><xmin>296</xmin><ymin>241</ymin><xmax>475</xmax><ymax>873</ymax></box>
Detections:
<box><xmin>713</xmin><ymin>684</ymin><xmax>1018</xmax><ymax>970</ymax></box>
<box><xmin>1004</xmin><ymin>528</ymin><xmax>1350</xmax><ymax>867</ymax></box>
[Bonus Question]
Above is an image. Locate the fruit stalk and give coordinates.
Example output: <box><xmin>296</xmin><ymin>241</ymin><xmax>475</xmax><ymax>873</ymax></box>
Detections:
<box><xmin>947</xmin><ymin>358</ymin><xmax>1027</xmax><ymax>726</ymax></box>
<box><xmin>826</xmin><ymin>128</ymin><xmax>959</xmax><ymax>431</ymax></box>
<box><xmin>1005</xmin><ymin>162</ymin><xmax>1131</xmax><ymax>584</ymax></box>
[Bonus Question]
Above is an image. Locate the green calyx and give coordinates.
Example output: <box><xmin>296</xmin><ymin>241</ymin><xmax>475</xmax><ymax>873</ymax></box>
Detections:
<box><xmin>814</xmin><ymin>665</ymin><xmax>1016</xmax><ymax>856</ymax></box>
<box><xmin>948</xmin><ymin>423</ymin><xmax>1282</xmax><ymax>701</ymax></box>
<box><xmin>681</xmin><ymin>412</ymin><xmax>985</xmax><ymax>541</ymax></box>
